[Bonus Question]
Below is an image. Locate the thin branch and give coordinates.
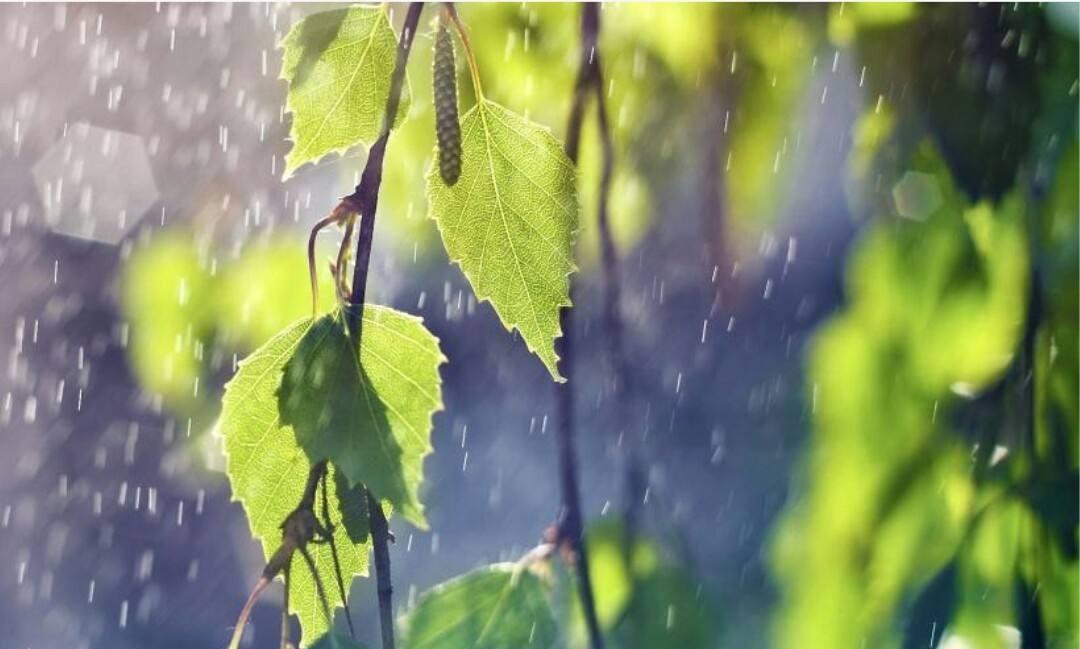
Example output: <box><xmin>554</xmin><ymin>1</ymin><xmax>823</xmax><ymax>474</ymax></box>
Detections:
<box><xmin>555</xmin><ymin>5</ymin><xmax>606</xmax><ymax>649</ymax></box>
<box><xmin>344</xmin><ymin>2</ymin><xmax>424</xmax><ymax>334</ymax></box>
<box><xmin>562</xmin><ymin>2</ymin><xmax>598</xmax><ymax>167</ymax></box>
<box><xmin>298</xmin><ymin>460</ymin><xmax>327</xmax><ymax>512</ymax></box>
<box><xmin>337</xmin><ymin>6</ymin><xmax>425</xmax><ymax>649</ymax></box>
<box><xmin>367</xmin><ymin>490</ymin><xmax>397</xmax><ymax>649</ymax></box>
<box><xmin>580</xmin><ymin>3</ymin><xmax>646</xmax><ymax>560</ymax></box>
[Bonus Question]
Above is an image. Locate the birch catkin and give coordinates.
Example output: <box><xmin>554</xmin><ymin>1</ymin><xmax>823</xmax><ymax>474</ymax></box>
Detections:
<box><xmin>433</xmin><ymin>23</ymin><xmax>461</xmax><ymax>186</ymax></box>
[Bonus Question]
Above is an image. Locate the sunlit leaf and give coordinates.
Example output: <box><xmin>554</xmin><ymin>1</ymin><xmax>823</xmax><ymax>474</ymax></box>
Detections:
<box><xmin>400</xmin><ymin>564</ymin><xmax>558</xmax><ymax>649</ymax></box>
<box><xmin>221</xmin><ymin>317</ymin><xmax>374</xmax><ymax>646</ymax></box>
<box><xmin>281</xmin><ymin>5</ymin><xmax>410</xmax><ymax>177</ymax></box>
<box><xmin>277</xmin><ymin>307</ymin><xmax>445</xmax><ymax>527</ymax></box>
<box><xmin>427</xmin><ymin>99</ymin><xmax>578</xmax><ymax>381</ymax></box>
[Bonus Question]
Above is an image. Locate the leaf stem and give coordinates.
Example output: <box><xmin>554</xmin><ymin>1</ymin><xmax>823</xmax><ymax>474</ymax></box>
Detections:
<box><xmin>227</xmin><ymin>576</ymin><xmax>272</xmax><ymax>649</ymax></box>
<box><xmin>280</xmin><ymin>559</ymin><xmax>292</xmax><ymax>649</ymax></box>
<box><xmin>444</xmin><ymin>4</ymin><xmax>484</xmax><ymax>102</ymax></box>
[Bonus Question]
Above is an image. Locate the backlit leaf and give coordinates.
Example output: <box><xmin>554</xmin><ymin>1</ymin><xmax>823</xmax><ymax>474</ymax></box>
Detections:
<box><xmin>281</xmin><ymin>5</ymin><xmax>410</xmax><ymax>177</ymax></box>
<box><xmin>221</xmin><ymin>305</ymin><xmax>441</xmax><ymax>643</ymax></box>
<box><xmin>278</xmin><ymin>307</ymin><xmax>445</xmax><ymax>527</ymax></box>
<box><xmin>221</xmin><ymin>317</ymin><xmax>373</xmax><ymax>647</ymax></box>
<box><xmin>427</xmin><ymin>99</ymin><xmax>578</xmax><ymax>381</ymax></box>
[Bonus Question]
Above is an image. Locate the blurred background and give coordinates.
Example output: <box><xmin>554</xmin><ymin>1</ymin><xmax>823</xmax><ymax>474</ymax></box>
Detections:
<box><xmin>0</xmin><ymin>3</ymin><xmax>1076</xmax><ymax>648</ymax></box>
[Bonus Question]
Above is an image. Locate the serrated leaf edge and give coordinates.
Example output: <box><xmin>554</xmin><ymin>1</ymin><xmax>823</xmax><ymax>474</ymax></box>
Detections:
<box><xmin>219</xmin><ymin>305</ymin><xmax>446</xmax><ymax>531</ymax></box>
<box><xmin>278</xmin><ymin>5</ymin><xmax>412</xmax><ymax>180</ymax></box>
<box><xmin>425</xmin><ymin>98</ymin><xmax>580</xmax><ymax>383</ymax></box>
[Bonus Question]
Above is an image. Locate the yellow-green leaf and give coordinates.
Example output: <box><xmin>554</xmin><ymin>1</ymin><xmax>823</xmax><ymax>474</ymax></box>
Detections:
<box><xmin>427</xmin><ymin>99</ymin><xmax>578</xmax><ymax>381</ymax></box>
<box><xmin>221</xmin><ymin>318</ymin><xmax>373</xmax><ymax>647</ymax></box>
<box><xmin>278</xmin><ymin>307</ymin><xmax>445</xmax><ymax>527</ymax></box>
<box><xmin>221</xmin><ymin>305</ymin><xmax>442</xmax><ymax>644</ymax></box>
<box><xmin>281</xmin><ymin>5</ymin><xmax>409</xmax><ymax>177</ymax></box>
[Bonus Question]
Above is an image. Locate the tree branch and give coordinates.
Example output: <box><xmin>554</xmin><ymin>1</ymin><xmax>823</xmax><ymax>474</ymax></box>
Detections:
<box><xmin>556</xmin><ymin>5</ymin><xmax>606</xmax><ymax>649</ymax></box>
<box><xmin>344</xmin><ymin>2</ymin><xmax>424</xmax><ymax>335</ymax></box>
<box><xmin>340</xmin><ymin>6</ymin><xmax>425</xmax><ymax>649</ymax></box>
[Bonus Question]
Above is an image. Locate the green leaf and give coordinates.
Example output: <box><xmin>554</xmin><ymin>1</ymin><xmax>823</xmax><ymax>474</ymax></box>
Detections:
<box><xmin>281</xmin><ymin>5</ymin><xmax>409</xmax><ymax>178</ymax></box>
<box><xmin>427</xmin><ymin>99</ymin><xmax>578</xmax><ymax>381</ymax></box>
<box><xmin>400</xmin><ymin>564</ymin><xmax>558</xmax><ymax>649</ymax></box>
<box><xmin>311</xmin><ymin>629</ymin><xmax>371</xmax><ymax>649</ymax></box>
<box><xmin>221</xmin><ymin>317</ymin><xmax>374</xmax><ymax>647</ymax></box>
<box><xmin>278</xmin><ymin>307</ymin><xmax>445</xmax><ymax>527</ymax></box>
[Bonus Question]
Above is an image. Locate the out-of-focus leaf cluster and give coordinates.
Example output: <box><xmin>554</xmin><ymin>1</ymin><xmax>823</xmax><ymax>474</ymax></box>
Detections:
<box><xmin>568</xmin><ymin>519</ymin><xmax>718</xmax><ymax>649</ymax></box>
<box><xmin>122</xmin><ymin>233</ymin><xmax>337</xmax><ymax>418</ymax></box>
<box><xmin>772</xmin><ymin>4</ymin><xmax>1078</xmax><ymax>648</ymax></box>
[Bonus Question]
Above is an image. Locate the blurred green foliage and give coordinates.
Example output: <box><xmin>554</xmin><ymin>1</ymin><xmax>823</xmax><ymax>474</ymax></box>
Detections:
<box><xmin>564</xmin><ymin>520</ymin><xmax>717</xmax><ymax>649</ymax></box>
<box><xmin>122</xmin><ymin>234</ymin><xmax>215</xmax><ymax>411</ymax></box>
<box><xmin>773</xmin><ymin>4</ymin><xmax>1078</xmax><ymax>648</ymax></box>
<box><xmin>771</xmin><ymin>143</ymin><xmax>1032</xmax><ymax>648</ymax></box>
<box><xmin>122</xmin><ymin>234</ymin><xmax>337</xmax><ymax>418</ymax></box>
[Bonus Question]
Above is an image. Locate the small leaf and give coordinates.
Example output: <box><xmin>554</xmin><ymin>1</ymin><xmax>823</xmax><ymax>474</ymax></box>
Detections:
<box><xmin>281</xmin><ymin>5</ymin><xmax>410</xmax><ymax>177</ymax></box>
<box><xmin>400</xmin><ymin>564</ymin><xmax>558</xmax><ymax>649</ymax></box>
<box><xmin>278</xmin><ymin>307</ymin><xmax>445</xmax><ymax>527</ymax></box>
<box><xmin>427</xmin><ymin>99</ymin><xmax>578</xmax><ymax>381</ymax></box>
<box><xmin>221</xmin><ymin>318</ymin><xmax>373</xmax><ymax>647</ymax></box>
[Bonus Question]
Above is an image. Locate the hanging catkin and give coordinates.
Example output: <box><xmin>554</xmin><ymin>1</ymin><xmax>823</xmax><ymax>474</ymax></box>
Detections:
<box><xmin>433</xmin><ymin>22</ymin><xmax>461</xmax><ymax>185</ymax></box>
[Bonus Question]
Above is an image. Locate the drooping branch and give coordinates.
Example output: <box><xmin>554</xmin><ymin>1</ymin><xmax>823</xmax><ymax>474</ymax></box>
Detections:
<box><xmin>579</xmin><ymin>2</ymin><xmax>646</xmax><ymax>555</ymax></box>
<box><xmin>555</xmin><ymin>5</ymin><xmax>607</xmax><ymax>649</ymax></box>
